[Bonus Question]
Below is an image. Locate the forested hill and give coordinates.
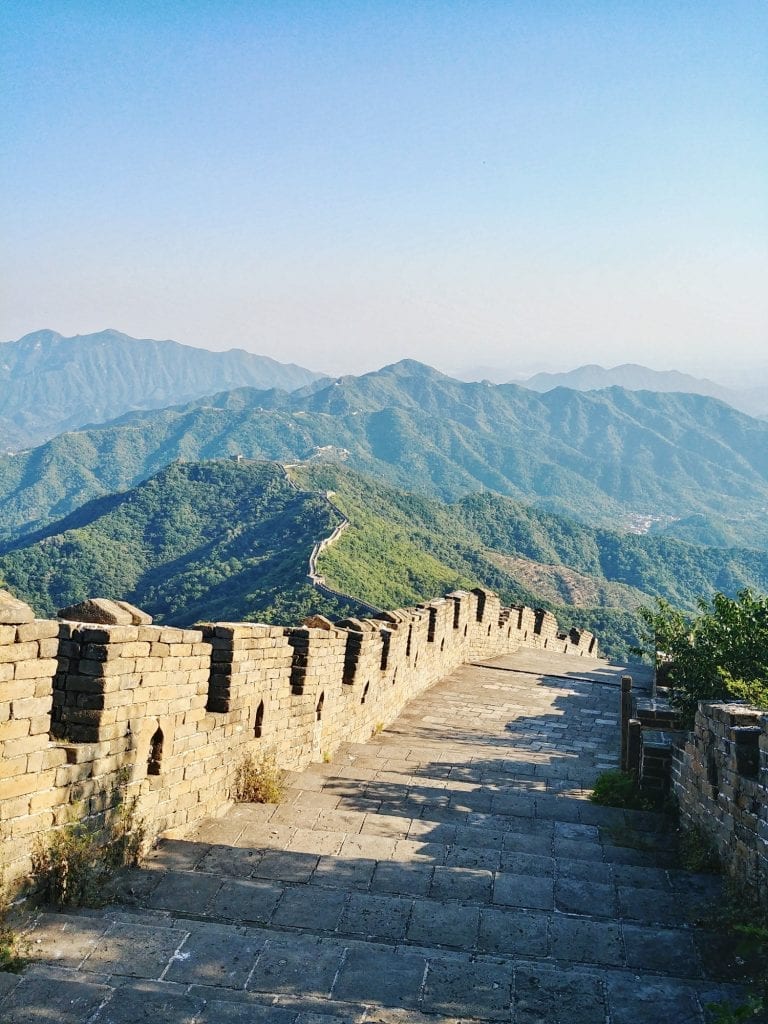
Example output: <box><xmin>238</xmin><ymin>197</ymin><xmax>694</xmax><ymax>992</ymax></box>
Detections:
<box><xmin>295</xmin><ymin>466</ymin><xmax>768</xmax><ymax>613</ymax></box>
<box><xmin>0</xmin><ymin>329</ymin><xmax>325</xmax><ymax>450</ymax></box>
<box><xmin>2</xmin><ymin>359</ymin><xmax>768</xmax><ymax>550</ymax></box>
<box><xmin>5</xmin><ymin>459</ymin><xmax>768</xmax><ymax>661</ymax></box>
<box><xmin>0</xmin><ymin>460</ymin><xmax>362</xmax><ymax>625</ymax></box>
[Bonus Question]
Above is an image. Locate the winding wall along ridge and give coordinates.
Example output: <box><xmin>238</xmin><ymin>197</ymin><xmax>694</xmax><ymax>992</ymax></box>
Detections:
<box><xmin>280</xmin><ymin>462</ymin><xmax>384</xmax><ymax>616</ymax></box>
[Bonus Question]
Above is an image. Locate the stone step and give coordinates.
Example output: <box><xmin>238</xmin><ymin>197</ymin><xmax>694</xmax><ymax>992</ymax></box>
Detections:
<box><xmin>7</xmin><ymin>910</ymin><xmax>743</xmax><ymax>1024</ymax></box>
<box><xmin>103</xmin><ymin>866</ymin><xmax>729</xmax><ymax>980</ymax></box>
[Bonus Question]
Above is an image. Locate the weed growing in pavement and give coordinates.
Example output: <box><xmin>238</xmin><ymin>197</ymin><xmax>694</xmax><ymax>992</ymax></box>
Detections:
<box><xmin>589</xmin><ymin>770</ymin><xmax>654</xmax><ymax>810</ymax></box>
<box><xmin>30</xmin><ymin>784</ymin><xmax>145</xmax><ymax>908</ymax></box>
<box><xmin>234</xmin><ymin>751</ymin><xmax>286</xmax><ymax>804</ymax></box>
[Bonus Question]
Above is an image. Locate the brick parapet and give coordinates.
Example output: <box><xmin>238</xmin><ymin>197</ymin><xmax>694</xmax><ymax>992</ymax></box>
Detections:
<box><xmin>672</xmin><ymin>701</ymin><xmax>768</xmax><ymax>905</ymax></box>
<box><xmin>0</xmin><ymin>588</ymin><xmax>598</xmax><ymax>890</ymax></box>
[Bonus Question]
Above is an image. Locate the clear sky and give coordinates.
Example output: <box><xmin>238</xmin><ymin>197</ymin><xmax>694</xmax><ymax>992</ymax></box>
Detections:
<box><xmin>1</xmin><ymin>1</ymin><xmax>766</xmax><ymax>380</ymax></box>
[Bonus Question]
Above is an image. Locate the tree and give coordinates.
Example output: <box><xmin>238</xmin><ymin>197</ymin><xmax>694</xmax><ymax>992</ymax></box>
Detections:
<box><xmin>637</xmin><ymin>589</ymin><xmax>768</xmax><ymax>722</ymax></box>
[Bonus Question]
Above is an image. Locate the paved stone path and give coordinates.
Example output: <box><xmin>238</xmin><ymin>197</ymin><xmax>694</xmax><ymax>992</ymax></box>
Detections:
<box><xmin>1</xmin><ymin>650</ymin><xmax>747</xmax><ymax>1023</ymax></box>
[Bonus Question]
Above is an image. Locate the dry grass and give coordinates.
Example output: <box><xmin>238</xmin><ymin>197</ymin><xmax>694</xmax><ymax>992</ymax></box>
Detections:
<box><xmin>234</xmin><ymin>751</ymin><xmax>286</xmax><ymax>804</ymax></box>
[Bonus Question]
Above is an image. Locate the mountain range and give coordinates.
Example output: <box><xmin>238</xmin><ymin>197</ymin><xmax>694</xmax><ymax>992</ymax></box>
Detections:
<box><xmin>2</xmin><ymin>357</ymin><xmax>768</xmax><ymax>552</ymax></box>
<box><xmin>0</xmin><ymin>329</ymin><xmax>325</xmax><ymax>451</ymax></box>
<box><xmin>520</xmin><ymin>363</ymin><xmax>768</xmax><ymax>419</ymax></box>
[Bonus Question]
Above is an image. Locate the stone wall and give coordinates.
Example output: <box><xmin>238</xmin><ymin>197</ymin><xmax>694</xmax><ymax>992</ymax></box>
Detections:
<box><xmin>672</xmin><ymin>702</ymin><xmax>768</xmax><ymax>904</ymax></box>
<box><xmin>0</xmin><ymin>588</ymin><xmax>597</xmax><ymax>890</ymax></box>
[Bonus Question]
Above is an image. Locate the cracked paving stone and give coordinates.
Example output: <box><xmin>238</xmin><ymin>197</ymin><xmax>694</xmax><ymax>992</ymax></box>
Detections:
<box><xmin>92</xmin><ymin>981</ymin><xmax>205</xmax><ymax>1023</ymax></box>
<box><xmin>1</xmin><ymin>973</ymin><xmax>111</xmax><ymax>1024</ymax></box>
<box><xmin>81</xmin><ymin>922</ymin><xmax>184</xmax><ymax>979</ymax></box>
<box><xmin>370</xmin><ymin>861</ymin><xmax>434</xmax><ymax>896</ymax></box>
<box><xmin>146</xmin><ymin>869</ymin><xmax>224</xmax><ymax>913</ymax></box>
<box><xmin>477</xmin><ymin>908</ymin><xmax>549</xmax><ymax>956</ymax></box>
<box><xmin>550</xmin><ymin>917</ymin><xmax>624</xmax><ymax>967</ymax></box>
<box><xmin>514</xmin><ymin>965</ymin><xmax>606</xmax><ymax>1024</ymax></box>
<box><xmin>310</xmin><ymin>856</ymin><xmax>376</xmax><ymax>890</ymax></box>
<box><xmin>272</xmin><ymin>886</ymin><xmax>348</xmax><ymax>931</ymax></box>
<box><xmin>421</xmin><ymin>958</ymin><xmax>514</xmax><ymax>1021</ymax></box>
<box><xmin>429</xmin><ymin>866</ymin><xmax>493</xmax><ymax>902</ymax></box>
<box><xmin>207</xmin><ymin>880</ymin><xmax>284</xmax><ymax>925</ymax></box>
<box><xmin>331</xmin><ymin>947</ymin><xmax>426</xmax><ymax>1008</ymax></box>
<box><xmin>492</xmin><ymin>871</ymin><xmax>554</xmax><ymax>911</ymax></box>
<box><xmin>163</xmin><ymin>925</ymin><xmax>264</xmax><ymax>987</ymax></box>
<box><xmin>623</xmin><ymin>924</ymin><xmax>701</xmax><ymax>978</ymax></box>
<box><xmin>247</xmin><ymin>935</ymin><xmax>345</xmax><ymax>996</ymax></box>
<box><xmin>406</xmin><ymin>899</ymin><xmax>480</xmax><ymax>949</ymax></box>
<box><xmin>339</xmin><ymin>893</ymin><xmax>413</xmax><ymax>942</ymax></box>
<box><xmin>26</xmin><ymin>914</ymin><xmax>110</xmax><ymax>968</ymax></box>
<box><xmin>605</xmin><ymin>973</ymin><xmax>702</xmax><ymax>1024</ymax></box>
<box><xmin>555</xmin><ymin>879</ymin><xmax>616</xmax><ymax>917</ymax></box>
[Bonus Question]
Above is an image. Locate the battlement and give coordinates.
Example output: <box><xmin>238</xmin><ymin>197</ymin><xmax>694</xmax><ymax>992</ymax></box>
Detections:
<box><xmin>0</xmin><ymin>588</ymin><xmax>596</xmax><ymax>889</ymax></box>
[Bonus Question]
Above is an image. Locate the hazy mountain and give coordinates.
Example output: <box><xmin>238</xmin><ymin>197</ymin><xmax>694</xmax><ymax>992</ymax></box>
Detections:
<box><xmin>0</xmin><ymin>329</ymin><xmax>326</xmax><ymax>450</ymax></box>
<box><xmin>2</xmin><ymin>359</ymin><xmax>768</xmax><ymax>550</ymax></box>
<box><xmin>520</xmin><ymin>363</ymin><xmax>768</xmax><ymax>418</ymax></box>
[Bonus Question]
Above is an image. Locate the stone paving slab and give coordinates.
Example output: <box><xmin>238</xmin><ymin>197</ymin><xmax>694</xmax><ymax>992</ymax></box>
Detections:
<box><xmin>2</xmin><ymin>649</ymin><xmax>750</xmax><ymax>1022</ymax></box>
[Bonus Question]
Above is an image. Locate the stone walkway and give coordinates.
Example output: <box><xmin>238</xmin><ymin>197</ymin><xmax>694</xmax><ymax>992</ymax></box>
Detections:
<box><xmin>1</xmin><ymin>650</ymin><xmax>748</xmax><ymax>1023</ymax></box>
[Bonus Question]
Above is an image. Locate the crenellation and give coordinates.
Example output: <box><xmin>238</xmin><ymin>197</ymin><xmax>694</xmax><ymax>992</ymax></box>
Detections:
<box><xmin>0</xmin><ymin>585</ymin><xmax>599</xmax><ymax>891</ymax></box>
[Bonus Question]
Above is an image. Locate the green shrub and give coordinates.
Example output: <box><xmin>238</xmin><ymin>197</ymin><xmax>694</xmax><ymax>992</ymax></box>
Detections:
<box><xmin>0</xmin><ymin>871</ymin><xmax>26</xmax><ymax>974</ymax></box>
<box><xmin>589</xmin><ymin>770</ymin><xmax>653</xmax><ymax>810</ymax></box>
<box><xmin>705</xmin><ymin>895</ymin><xmax>768</xmax><ymax>1021</ymax></box>
<box><xmin>637</xmin><ymin>591</ymin><xmax>768</xmax><ymax>723</ymax></box>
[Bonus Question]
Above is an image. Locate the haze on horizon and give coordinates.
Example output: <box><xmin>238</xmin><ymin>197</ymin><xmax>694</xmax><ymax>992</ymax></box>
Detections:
<box><xmin>1</xmin><ymin>1</ymin><xmax>766</xmax><ymax>384</ymax></box>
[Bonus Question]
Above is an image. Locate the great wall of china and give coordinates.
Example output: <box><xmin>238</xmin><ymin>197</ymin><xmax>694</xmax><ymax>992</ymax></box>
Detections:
<box><xmin>0</xmin><ymin>585</ymin><xmax>596</xmax><ymax>891</ymax></box>
<box><xmin>1</xmin><ymin>565</ymin><xmax>766</xmax><ymax>910</ymax></box>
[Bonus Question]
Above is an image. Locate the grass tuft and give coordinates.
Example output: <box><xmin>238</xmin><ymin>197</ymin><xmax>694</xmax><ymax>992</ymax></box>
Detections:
<box><xmin>234</xmin><ymin>751</ymin><xmax>286</xmax><ymax>804</ymax></box>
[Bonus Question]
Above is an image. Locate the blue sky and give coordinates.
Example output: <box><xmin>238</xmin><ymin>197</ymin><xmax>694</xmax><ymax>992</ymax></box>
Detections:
<box><xmin>1</xmin><ymin>1</ymin><xmax>766</xmax><ymax>379</ymax></box>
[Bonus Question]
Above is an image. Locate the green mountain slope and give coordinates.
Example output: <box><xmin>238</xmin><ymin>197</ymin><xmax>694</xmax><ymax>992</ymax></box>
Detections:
<box><xmin>0</xmin><ymin>329</ymin><xmax>325</xmax><ymax>450</ymax></box>
<box><xmin>3</xmin><ymin>360</ymin><xmax>768</xmax><ymax>550</ymax></box>
<box><xmin>302</xmin><ymin>467</ymin><xmax>768</xmax><ymax>614</ymax></box>
<box><xmin>0</xmin><ymin>461</ymin><xmax>362</xmax><ymax>624</ymax></box>
<box><xmin>4</xmin><ymin>459</ymin><xmax>768</xmax><ymax>663</ymax></box>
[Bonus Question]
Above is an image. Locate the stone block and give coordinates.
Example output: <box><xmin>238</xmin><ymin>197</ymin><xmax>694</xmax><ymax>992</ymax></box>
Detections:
<box><xmin>10</xmin><ymin>808</ymin><xmax>55</xmax><ymax>837</ymax></box>
<box><xmin>37</xmin><ymin>637</ymin><xmax>60</xmax><ymax>657</ymax></box>
<box><xmin>0</xmin><ymin>716</ymin><xmax>32</xmax><ymax>741</ymax></box>
<box><xmin>0</xmin><ymin>625</ymin><xmax>16</xmax><ymax>645</ymax></box>
<box><xmin>58</xmin><ymin>598</ymin><xmax>135</xmax><ymax>625</ymax></box>
<box><xmin>15</xmin><ymin>620</ymin><xmax>59</xmax><ymax>642</ymax></box>
<box><xmin>0</xmin><ymin>753</ymin><xmax>28</xmax><ymax>778</ymax></box>
<box><xmin>302</xmin><ymin>614</ymin><xmax>335</xmax><ymax>629</ymax></box>
<box><xmin>0</xmin><ymin>641</ymin><xmax>38</xmax><ymax>664</ymax></box>
<box><xmin>1</xmin><ymin>767</ymin><xmax>55</xmax><ymax>799</ymax></box>
<box><xmin>14</xmin><ymin>658</ymin><xmax>58</xmax><ymax>680</ymax></box>
<box><xmin>0</xmin><ymin>590</ymin><xmax>35</xmax><ymax>624</ymax></box>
